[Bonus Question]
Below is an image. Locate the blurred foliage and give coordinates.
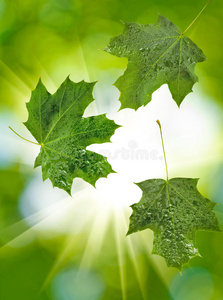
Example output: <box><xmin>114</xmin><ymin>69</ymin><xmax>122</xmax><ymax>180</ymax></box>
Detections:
<box><xmin>0</xmin><ymin>165</ymin><xmax>29</xmax><ymax>230</ymax></box>
<box><xmin>0</xmin><ymin>0</ymin><xmax>223</xmax><ymax>299</ymax></box>
<box><xmin>0</xmin><ymin>242</ymin><xmax>55</xmax><ymax>300</ymax></box>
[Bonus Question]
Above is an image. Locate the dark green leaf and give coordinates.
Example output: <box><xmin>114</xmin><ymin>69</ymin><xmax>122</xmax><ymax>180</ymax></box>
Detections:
<box><xmin>24</xmin><ymin>77</ymin><xmax>119</xmax><ymax>195</ymax></box>
<box><xmin>128</xmin><ymin>178</ymin><xmax>220</xmax><ymax>270</ymax></box>
<box><xmin>105</xmin><ymin>15</ymin><xmax>206</xmax><ymax>110</ymax></box>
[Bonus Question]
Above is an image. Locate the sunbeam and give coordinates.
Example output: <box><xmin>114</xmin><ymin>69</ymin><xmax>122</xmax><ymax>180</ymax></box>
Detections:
<box><xmin>113</xmin><ymin>208</ymin><xmax>127</xmax><ymax>300</ymax></box>
<box><xmin>0</xmin><ymin>195</ymin><xmax>72</xmax><ymax>250</ymax></box>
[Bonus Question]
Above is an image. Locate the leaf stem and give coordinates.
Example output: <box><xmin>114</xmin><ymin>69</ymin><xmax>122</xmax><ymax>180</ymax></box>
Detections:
<box><xmin>181</xmin><ymin>0</ymin><xmax>213</xmax><ymax>36</ymax></box>
<box><xmin>8</xmin><ymin>126</ymin><xmax>41</xmax><ymax>146</ymax></box>
<box><xmin>156</xmin><ymin>120</ymin><xmax>168</xmax><ymax>182</ymax></box>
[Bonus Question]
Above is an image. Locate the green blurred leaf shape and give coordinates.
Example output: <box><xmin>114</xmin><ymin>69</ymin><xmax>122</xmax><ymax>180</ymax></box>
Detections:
<box><xmin>24</xmin><ymin>78</ymin><xmax>119</xmax><ymax>195</ymax></box>
<box><xmin>0</xmin><ymin>166</ymin><xmax>26</xmax><ymax>230</ymax></box>
<box><xmin>104</xmin><ymin>15</ymin><xmax>206</xmax><ymax>110</ymax></box>
<box><xmin>128</xmin><ymin>178</ymin><xmax>220</xmax><ymax>270</ymax></box>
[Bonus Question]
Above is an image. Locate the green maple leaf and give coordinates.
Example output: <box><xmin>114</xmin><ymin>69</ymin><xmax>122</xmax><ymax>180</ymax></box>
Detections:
<box><xmin>23</xmin><ymin>77</ymin><xmax>119</xmax><ymax>195</ymax></box>
<box><xmin>127</xmin><ymin>178</ymin><xmax>221</xmax><ymax>270</ymax></box>
<box><xmin>104</xmin><ymin>15</ymin><xmax>206</xmax><ymax>110</ymax></box>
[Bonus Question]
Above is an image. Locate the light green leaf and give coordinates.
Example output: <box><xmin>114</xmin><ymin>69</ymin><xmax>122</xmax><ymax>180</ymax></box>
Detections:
<box><xmin>24</xmin><ymin>77</ymin><xmax>119</xmax><ymax>195</ymax></box>
<box><xmin>128</xmin><ymin>178</ymin><xmax>220</xmax><ymax>270</ymax></box>
<box><xmin>104</xmin><ymin>15</ymin><xmax>206</xmax><ymax>110</ymax></box>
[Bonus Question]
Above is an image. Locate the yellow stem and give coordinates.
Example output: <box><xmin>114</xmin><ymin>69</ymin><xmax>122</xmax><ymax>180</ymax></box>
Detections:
<box><xmin>182</xmin><ymin>0</ymin><xmax>213</xmax><ymax>36</ymax></box>
<box><xmin>9</xmin><ymin>126</ymin><xmax>40</xmax><ymax>146</ymax></box>
<box><xmin>156</xmin><ymin>120</ymin><xmax>169</xmax><ymax>182</ymax></box>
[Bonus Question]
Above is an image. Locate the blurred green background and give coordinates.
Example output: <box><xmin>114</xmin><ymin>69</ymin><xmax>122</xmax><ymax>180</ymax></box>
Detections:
<box><xmin>0</xmin><ymin>0</ymin><xmax>223</xmax><ymax>299</ymax></box>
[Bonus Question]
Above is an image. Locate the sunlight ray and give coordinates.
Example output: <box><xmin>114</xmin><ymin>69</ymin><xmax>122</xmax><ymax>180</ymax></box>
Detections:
<box><xmin>33</xmin><ymin>57</ymin><xmax>58</xmax><ymax>90</ymax></box>
<box><xmin>39</xmin><ymin>192</ymin><xmax>98</xmax><ymax>290</ymax></box>
<box><xmin>113</xmin><ymin>208</ymin><xmax>127</xmax><ymax>300</ymax></box>
<box><xmin>40</xmin><ymin>211</ymin><xmax>94</xmax><ymax>290</ymax></box>
<box><xmin>123</xmin><ymin>212</ymin><xmax>148</xmax><ymax>300</ymax></box>
<box><xmin>0</xmin><ymin>60</ymin><xmax>30</xmax><ymax>92</ymax></box>
<box><xmin>139</xmin><ymin>230</ymin><xmax>172</xmax><ymax>287</ymax></box>
<box><xmin>75</xmin><ymin>32</ymin><xmax>91</xmax><ymax>82</ymax></box>
<box><xmin>0</xmin><ymin>197</ymin><xmax>72</xmax><ymax>250</ymax></box>
<box><xmin>41</xmin><ymin>200</ymin><xmax>113</xmax><ymax>290</ymax></box>
<box><xmin>0</xmin><ymin>185</ymin><xmax>94</xmax><ymax>252</ymax></box>
<box><xmin>39</xmin><ymin>234</ymin><xmax>78</xmax><ymax>293</ymax></box>
<box><xmin>77</xmin><ymin>207</ymin><xmax>111</xmax><ymax>271</ymax></box>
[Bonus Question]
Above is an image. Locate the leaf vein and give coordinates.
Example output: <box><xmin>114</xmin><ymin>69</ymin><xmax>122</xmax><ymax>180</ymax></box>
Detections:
<box><xmin>43</xmin><ymin>89</ymin><xmax>88</xmax><ymax>143</ymax></box>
